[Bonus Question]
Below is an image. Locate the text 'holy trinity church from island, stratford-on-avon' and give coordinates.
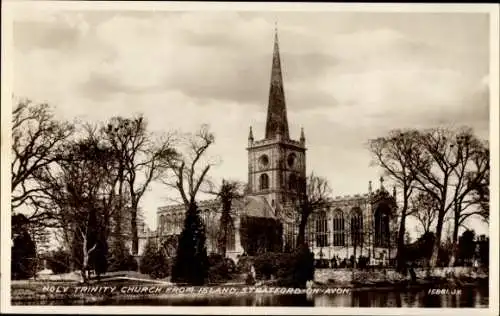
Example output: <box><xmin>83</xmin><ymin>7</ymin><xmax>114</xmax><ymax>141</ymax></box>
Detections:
<box><xmin>155</xmin><ymin>27</ymin><xmax>398</xmax><ymax>266</ymax></box>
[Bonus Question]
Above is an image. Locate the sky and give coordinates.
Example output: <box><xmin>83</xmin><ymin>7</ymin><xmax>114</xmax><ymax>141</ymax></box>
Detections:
<box><xmin>11</xmin><ymin>9</ymin><xmax>491</xmax><ymax>239</ymax></box>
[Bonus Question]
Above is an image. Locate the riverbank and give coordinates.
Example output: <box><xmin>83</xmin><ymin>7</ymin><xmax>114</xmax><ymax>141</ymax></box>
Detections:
<box><xmin>314</xmin><ymin>267</ymin><xmax>488</xmax><ymax>287</ymax></box>
<box><xmin>10</xmin><ymin>267</ymin><xmax>489</xmax><ymax>305</ymax></box>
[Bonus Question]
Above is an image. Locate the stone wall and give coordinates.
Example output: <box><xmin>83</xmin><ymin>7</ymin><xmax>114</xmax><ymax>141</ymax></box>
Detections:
<box><xmin>314</xmin><ymin>267</ymin><xmax>487</xmax><ymax>285</ymax></box>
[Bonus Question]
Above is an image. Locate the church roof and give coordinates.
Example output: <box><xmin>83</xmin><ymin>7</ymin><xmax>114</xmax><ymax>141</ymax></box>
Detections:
<box><xmin>265</xmin><ymin>26</ymin><xmax>290</xmax><ymax>140</ymax></box>
<box><xmin>240</xmin><ymin>196</ymin><xmax>276</xmax><ymax>219</ymax></box>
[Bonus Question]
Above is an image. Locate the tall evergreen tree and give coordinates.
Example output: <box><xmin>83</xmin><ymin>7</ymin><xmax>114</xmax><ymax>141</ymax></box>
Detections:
<box><xmin>171</xmin><ymin>203</ymin><xmax>209</xmax><ymax>284</ymax></box>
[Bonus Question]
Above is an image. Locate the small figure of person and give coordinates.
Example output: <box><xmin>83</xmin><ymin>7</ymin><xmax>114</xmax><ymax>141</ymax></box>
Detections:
<box><xmin>473</xmin><ymin>258</ymin><xmax>479</xmax><ymax>272</ymax></box>
<box><xmin>408</xmin><ymin>263</ymin><xmax>417</xmax><ymax>283</ymax></box>
<box><xmin>246</xmin><ymin>264</ymin><xmax>256</xmax><ymax>285</ymax></box>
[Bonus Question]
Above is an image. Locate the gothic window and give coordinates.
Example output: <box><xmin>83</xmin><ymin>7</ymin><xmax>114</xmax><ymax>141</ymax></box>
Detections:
<box><xmin>259</xmin><ymin>173</ymin><xmax>269</xmax><ymax>190</ymax></box>
<box><xmin>350</xmin><ymin>208</ymin><xmax>364</xmax><ymax>246</ymax></box>
<box><xmin>201</xmin><ymin>209</ymin><xmax>210</xmax><ymax>226</ymax></box>
<box><xmin>284</xmin><ymin>222</ymin><xmax>296</xmax><ymax>252</ymax></box>
<box><xmin>315</xmin><ymin>211</ymin><xmax>328</xmax><ymax>247</ymax></box>
<box><xmin>305</xmin><ymin>216</ymin><xmax>314</xmax><ymax>247</ymax></box>
<box><xmin>287</xmin><ymin>153</ymin><xmax>296</xmax><ymax>168</ymax></box>
<box><xmin>289</xmin><ymin>173</ymin><xmax>297</xmax><ymax>191</ymax></box>
<box><xmin>159</xmin><ymin>215</ymin><xmax>165</xmax><ymax>236</ymax></box>
<box><xmin>201</xmin><ymin>209</ymin><xmax>218</xmax><ymax>252</ymax></box>
<box><xmin>165</xmin><ymin>215</ymin><xmax>171</xmax><ymax>235</ymax></box>
<box><xmin>175</xmin><ymin>213</ymin><xmax>182</xmax><ymax>234</ymax></box>
<box><xmin>374</xmin><ymin>205</ymin><xmax>390</xmax><ymax>247</ymax></box>
<box><xmin>171</xmin><ymin>214</ymin><xmax>176</xmax><ymax>234</ymax></box>
<box><xmin>332</xmin><ymin>209</ymin><xmax>345</xmax><ymax>246</ymax></box>
<box><xmin>226</xmin><ymin>221</ymin><xmax>236</xmax><ymax>251</ymax></box>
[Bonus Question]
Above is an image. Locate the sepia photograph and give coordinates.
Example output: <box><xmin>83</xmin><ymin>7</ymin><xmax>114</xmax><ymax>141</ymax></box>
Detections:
<box><xmin>1</xmin><ymin>2</ymin><xmax>498</xmax><ymax>314</ymax></box>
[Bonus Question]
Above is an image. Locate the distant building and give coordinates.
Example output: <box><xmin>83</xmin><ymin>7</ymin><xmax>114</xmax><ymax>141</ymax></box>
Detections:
<box><xmin>157</xmin><ymin>27</ymin><xmax>398</xmax><ymax>265</ymax></box>
<box><xmin>113</xmin><ymin>207</ymin><xmax>155</xmax><ymax>256</ymax></box>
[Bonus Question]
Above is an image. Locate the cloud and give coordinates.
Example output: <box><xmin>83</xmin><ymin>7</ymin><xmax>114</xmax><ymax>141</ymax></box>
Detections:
<box><xmin>11</xmin><ymin>10</ymin><xmax>490</xmax><ymax>230</ymax></box>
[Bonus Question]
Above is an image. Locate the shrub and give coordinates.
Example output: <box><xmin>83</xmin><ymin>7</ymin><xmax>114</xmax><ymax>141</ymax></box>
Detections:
<box><xmin>315</xmin><ymin>259</ymin><xmax>330</xmax><ymax>268</ymax></box>
<box><xmin>279</xmin><ymin>245</ymin><xmax>315</xmax><ymax>288</ymax></box>
<box><xmin>47</xmin><ymin>249</ymin><xmax>71</xmax><ymax>274</ymax></box>
<box><xmin>108</xmin><ymin>243</ymin><xmax>138</xmax><ymax>272</ymax></box>
<box><xmin>253</xmin><ymin>252</ymin><xmax>280</xmax><ymax>279</ymax></box>
<box><xmin>207</xmin><ymin>253</ymin><xmax>236</xmax><ymax>284</ymax></box>
<box><xmin>235</xmin><ymin>255</ymin><xmax>254</xmax><ymax>274</ymax></box>
<box><xmin>140</xmin><ymin>239</ymin><xmax>171</xmax><ymax>279</ymax></box>
<box><xmin>251</xmin><ymin>246</ymin><xmax>315</xmax><ymax>288</ymax></box>
<box><xmin>358</xmin><ymin>256</ymin><xmax>369</xmax><ymax>269</ymax></box>
<box><xmin>11</xmin><ymin>230</ymin><xmax>37</xmax><ymax>280</ymax></box>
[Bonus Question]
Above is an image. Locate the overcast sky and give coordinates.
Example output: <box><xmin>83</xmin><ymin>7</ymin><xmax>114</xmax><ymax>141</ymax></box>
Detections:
<box><xmin>11</xmin><ymin>9</ymin><xmax>491</xmax><ymax>238</ymax></box>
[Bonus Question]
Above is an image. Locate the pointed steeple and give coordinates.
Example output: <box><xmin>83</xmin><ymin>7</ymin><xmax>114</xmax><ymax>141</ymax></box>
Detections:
<box><xmin>265</xmin><ymin>24</ymin><xmax>289</xmax><ymax>140</ymax></box>
<box><xmin>248</xmin><ymin>126</ymin><xmax>254</xmax><ymax>146</ymax></box>
<box><xmin>300</xmin><ymin>127</ymin><xmax>305</xmax><ymax>144</ymax></box>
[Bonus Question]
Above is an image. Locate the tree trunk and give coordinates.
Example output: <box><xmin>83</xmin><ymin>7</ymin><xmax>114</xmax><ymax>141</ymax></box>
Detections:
<box><xmin>429</xmin><ymin>209</ymin><xmax>445</xmax><ymax>267</ymax></box>
<box><xmin>396</xmin><ymin>212</ymin><xmax>407</xmax><ymax>271</ymax></box>
<box><xmin>296</xmin><ymin>214</ymin><xmax>309</xmax><ymax>248</ymax></box>
<box><xmin>396</xmin><ymin>187</ymin><xmax>409</xmax><ymax>272</ymax></box>
<box><xmin>448</xmin><ymin>206</ymin><xmax>460</xmax><ymax>267</ymax></box>
<box><xmin>131</xmin><ymin>203</ymin><xmax>138</xmax><ymax>256</ymax></box>
<box><xmin>81</xmin><ymin>235</ymin><xmax>89</xmax><ymax>283</ymax></box>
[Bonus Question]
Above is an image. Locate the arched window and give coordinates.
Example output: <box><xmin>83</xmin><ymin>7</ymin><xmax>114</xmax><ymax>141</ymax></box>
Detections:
<box><xmin>159</xmin><ymin>215</ymin><xmax>165</xmax><ymax>236</ymax></box>
<box><xmin>289</xmin><ymin>173</ymin><xmax>297</xmax><ymax>191</ymax></box>
<box><xmin>374</xmin><ymin>205</ymin><xmax>390</xmax><ymax>247</ymax></box>
<box><xmin>305</xmin><ymin>216</ymin><xmax>314</xmax><ymax>247</ymax></box>
<box><xmin>259</xmin><ymin>173</ymin><xmax>269</xmax><ymax>190</ymax></box>
<box><xmin>226</xmin><ymin>221</ymin><xmax>236</xmax><ymax>251</ymax></box>
<box><xmin>332</xmin><ymin>209</ymin><xmax>345</xmax><ymax>246</ymax></box>
<box><xmin>201</xmin><ymin>209</ymin><xmax>210</xmax><ymax>231</ymax></box>
<box><xmin>315</xmin><ymin>211</ymin><xmax>328</xmax><ymax>247</ymax></box>
<box><xmin>165</xmin><ymin>215</ymin><xmax>171</xmax><ymax>235</ymax></box>
<box><xmin>350</xmin><ymin>208</ymin><xmax>364</xmax><ymax>246</ymax></box>
<box><xmin>284</xmin><ymin>222</ymin><xmax>296</xmax><ymax>252</ymax></box>
<box><xmin>208</xmin><ymin>210</ymin><xmax>218</xmax><ymax>251</ymax></box>
<box><xmin>175</xmin><ymin>213</ymin><xmax>182</xmax><ymax>234</ymax></box>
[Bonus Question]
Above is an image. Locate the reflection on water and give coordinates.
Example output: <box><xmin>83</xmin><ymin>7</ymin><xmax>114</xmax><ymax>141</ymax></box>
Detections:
<box><xmin>15</xmin><ymin>285</ymin><xmax>489</xmax><ymax>307</ymax></box>
<box><xmin>315</xmin><ymin>285</ymin><xmax>488</xmax><ymax>308</ymax></box>
<box><xmin>103</xmin><ymin>285</ymin><xmax>489</xmax><ymax>307</ymax></box>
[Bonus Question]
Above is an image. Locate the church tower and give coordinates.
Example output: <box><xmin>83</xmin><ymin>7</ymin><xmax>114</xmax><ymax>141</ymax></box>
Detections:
<box><xmin>247</xmin><ymin>26</ymin><xmax>307</xmax><ymax>212</ymax></box>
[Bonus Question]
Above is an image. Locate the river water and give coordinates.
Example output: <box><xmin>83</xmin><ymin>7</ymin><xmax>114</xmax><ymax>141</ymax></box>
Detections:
<box><xmin>89</xmin><ymin>284</ymin><xmax>488</xmax><ymax>307</ymax></box>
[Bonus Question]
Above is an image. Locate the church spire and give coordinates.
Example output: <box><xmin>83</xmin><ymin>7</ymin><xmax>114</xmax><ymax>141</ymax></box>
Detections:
<box><xmin>248</xmin><ymin>126</ymin><xmax>254</xmax><ymax>146</ymax></box>
<box><xmin>265</xmin><ymin>24</ymin><xmax>289</xmax><ymax>140</ymax></box>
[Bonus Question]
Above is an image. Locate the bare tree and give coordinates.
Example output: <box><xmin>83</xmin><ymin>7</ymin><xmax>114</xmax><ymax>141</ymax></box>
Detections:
<box><xmin>410</xmin><ymin>192</ymin><xmax>438</xmax><ymax>235</ymax></box>
<box><xmin>411</xmin><ymin>127</ymin><xmax>488</xmax><ymax>267</ymax></box>
<box><xmin>11</xmin><ymin>99</ymin><xmax>74</xmax><ymax>222</ymax></box>
<box><xmin>294</xmin><ymin>173</ymin><xmax>332</xmax><ymax>248</ymax></box>
<box><xmin>161</xmin><ymin>124</ymin><xmax>215</xmax><ymax>211</ymax></box>
<box><xmin>368</xmin><ymin>129</ymin><xmax>427</xmax><ymax>271</ymax></box>
<box><xmin>48</xmin><ymin>133</ymin><xmax>121</xmax><ymax>281</ymax></box>
<box><xmin>447</xmin><ymin>135</ymin><xmax>489</xmax><ymax>266</ymax></box>
<box><xmin>103</xmin><ymin>115</ymin><xmax>177</xmax><ymax>255</ymax></box>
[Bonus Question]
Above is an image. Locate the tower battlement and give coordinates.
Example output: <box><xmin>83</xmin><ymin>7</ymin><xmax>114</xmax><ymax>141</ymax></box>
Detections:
<box><xmin>250</xmin><ymin>137</ymin><xmax>304</xmax><ymax>149</ymax></box>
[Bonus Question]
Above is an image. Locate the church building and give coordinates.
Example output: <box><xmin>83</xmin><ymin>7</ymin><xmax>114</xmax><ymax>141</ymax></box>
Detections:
<box><xmin>156</xmin><ymin>27</ymin><xmax>398</xmax><ymax>266</ymax></box>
